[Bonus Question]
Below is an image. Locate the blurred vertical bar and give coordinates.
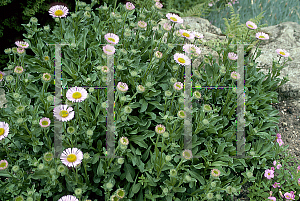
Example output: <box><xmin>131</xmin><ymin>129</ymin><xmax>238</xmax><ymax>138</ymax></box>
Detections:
<box><xmin>236</xmin><ymin>44</ymin><xmax>246</xmax><ymax>158</ymax></box>
<box><xmin>106</xmin><ymin>54</ymin><xmax>115</xmax><ymax>157</ymax></box>
<box><xmin>54</xmin><ymin>44</ymin><xmax>63</xmax><ymax>158</ymax></box>
<box><xmin>184</xmin><ymin>51</ymin><xmax>193</xmax><ymax>153</ymax></box>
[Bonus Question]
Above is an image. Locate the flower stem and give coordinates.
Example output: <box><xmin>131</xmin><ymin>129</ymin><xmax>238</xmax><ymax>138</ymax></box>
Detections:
<box><xmin>3</xmin><ymin>144</ymin><xmax>16</xmax><ymax>162</ymax></box>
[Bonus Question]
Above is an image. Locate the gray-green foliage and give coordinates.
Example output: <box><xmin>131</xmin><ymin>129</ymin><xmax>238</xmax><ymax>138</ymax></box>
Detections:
<box><xmin>206</xmin><ymin>0</ymin><xmax>300</xmax><ymax>34</ymax></box>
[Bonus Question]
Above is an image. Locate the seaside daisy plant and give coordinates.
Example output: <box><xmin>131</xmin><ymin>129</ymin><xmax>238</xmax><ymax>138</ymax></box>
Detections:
<box><xmin>0</xmin><ymin>0</ymin><xmax>295</xmax><ymax>200</ymax></box>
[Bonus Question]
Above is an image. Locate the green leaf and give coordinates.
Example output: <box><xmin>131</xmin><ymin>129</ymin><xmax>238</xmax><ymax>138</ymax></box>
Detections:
<box><xmin>131</xmin><ymin>183</ymin><xmax>141</xmax><ymax>194</ymax></box>
<box><xmin>29</xmin><ymin>170</ymin><xmax>48</xmax><ymax>179</ymax></box>
<box><xmin>94</xmin><ymin>106</ymin><xmax>101</xmax><ymax>119</ymax></box>
<box><xmin>0</xmin><ymin>170</ymin><xmax>13</xmax><ymax>178</ymax></box>
<box><xmin>97</xmin><ymin>160</ymin><xmax>104</xmax><ymax>176</ymax></box>
<box><xmin>91</xmin><ymin>153</ymin><xmax>100</xmax><ymax>164</ymax></box>
<box><xmin>139</xmin><ymin>99</ymin><xmax>148</xmax><ymax>113</ymax></box>
<box><xmin>125</xmin><ymin>162</ymin><xmax>135</xmax><ymax>182</ymax></box>
<box><xmin>172</xmin><ymin>187</ymin><xmax>186</xmax><ymax>193</ymax></box>
<box><xmin>210</xmin><ymin>161</ymin><xmax>228</xmax><ymax>167</ymax></box>
<box><xmin>193</xmin><ymin>163</ymin><xmax>205</xmax><ymax>169</ymax></box>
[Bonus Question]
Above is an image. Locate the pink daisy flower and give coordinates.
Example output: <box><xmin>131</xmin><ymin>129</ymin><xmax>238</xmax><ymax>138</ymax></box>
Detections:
<box><xmin>173</xmin><ymin>82</ymin><xmax>183</xmax><ymax>91</ymax></box>
<box><xmin>137</xmin><ymin>21</ymin><xmax>147</xmax><ymax>29</ymax></box>
<box><xmin>15</xmin><ymin>41</ymin><xmax>29</xmax><ymax>49</ymax></box>
<box><xmin>125</xmin><ymin>2</ymin><xmax>135</xmax><ymax>10</ymax></box>
<box><xmin>211</xmin><ymin>168</ymin><xmax>221</xmax><ymax>177</ymax></box>
<box><xmin>48</xmin><ymin>4</ymin><xmax>69</xmax><ymax>18</ymax></box>
<box><xmin>0</xmin><ymin>160</ymin><xmax>8</xmax><ymax>170</ymax></box>
<box><xmin>39</xmin><ymin>117</ymin><xmax>51</xmax><ymax>128</ymax></box>
<box><xmin>53</xmin><ymin>105</ymin><xmax>75</xmax><ymax>122</ymax></box>
<box><xmin>155</xmin><ymin>124</ymin><xmax>166</xmax><ymax>134</ymax></box>
<box><xmin>104</xmin><ymin>33</ymin><xmax>119</xmax><ymax>45</ymax></box>
<box><xmin>66</xmin><ymin>87</ymin><xmax>88</xmax><ymax>103</ymax></box>
<box><xmin>154</xmin><ymin>51</ymin><xmax>163</xmax><ymax>58</ymax></box>
<box><xmin>276</xmin><ymin>49</ymin><xmax>290</xmax><ymax>57</ymax></box>
<box><xmin>231</xmin><ymin>71</ymin><xmax>241</xmax><ymax>80</ymax></box>
<box><xmin>14</xmin><ymin>66</ymin><xmax>23</xmax><ymax>74</ymax></box>
<box><xmin>103</xmin><ymin>44</ymin><xmax>115</xmax><ymax>55</ymax></box>
<box><xmin>155</xmin><ymin>2</ymin><xmax>163</xmax><ymax>9</ymax></box>
<box><xmin>117</xmin><ymin>82</ymin><xmax>129</xmax><ymax>93</ymax></box>
<box><xmin>182</xmin><ymin>149</ymin><xmax>192</xmax><ymax>160</ymax></box>
<box><xmin>267</xmin><ymin>197</ymin><xmax>276</xmax><ymax>201</ymax></box>
<box><xmin>246</xmin><ymin>21</ymin><xmax>257</xmax><ymax>29</ymax></box>
<box><xmin>256</xmin><ymin>32</ymin><xmax>269</xmax><ymax>40</ymax></box>
<box><xmin>17</xmin><ymin>48</ymin><xmax>25</xmax><ymax>54</ymax></box>
<box><xmin>166</xmin><ymin>13</ymin><xmax>183</xmax><ymax>24</ymax></box>
<box><xmin>163</xmin><ymin>23</ymin><xmax>172</xmax><ymax>31</ymax></box>
<box><xmin>119</xmin><ymin>137</ymin><xmax>129</xmax><ymax>146</ymax></box>
<box><xmin>228</xmin><ymin>52</ymin><xmax>238</xmax><ymax>60</ymax></box>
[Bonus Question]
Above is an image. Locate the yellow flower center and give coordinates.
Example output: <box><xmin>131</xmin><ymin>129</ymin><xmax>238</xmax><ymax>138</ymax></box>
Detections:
<box><xmin>0</xmin><ymin>162</ymin><xmax>6</xmax><ymax>168</ymax></box>
<box><xmin>170</xmin><ymin>17</ymin><xmax>177</xmax><ymax>21</ymax></box>
<box><xmin>248</xmin><ymin>25</ymin><xmax>253</xmax><ymax>28</ymax></box>
<box><xmin>178</xmin><ymin>58</ymin><xmax>185</xmax><ymax>63</ymax></box>
<box><xmin>0</xmin><ymin>74</ymin><xmax>2</xmax><ymax>79</ymax></box>
<box><xmin>280</xmin><ymin>51</ymin><xmax>285</xmax><ymax>55</ymax></box>
<box><xmin>176</xmin><ymin>84</ymin><xmax>181</xmax><ymax>88</ymax></box>
<box><xmin>44</xmin><ymin>56</ymin><xmax>50</xmax><ymax>61</ymax></box>
<box><xmin>67</xmin><ymin>154</ymin><xmax>77</xmax><ymax>162</ymax></box>
<box><xmin>108</xmin><ymin>38</ymin><xmax>115</xmax><ymax>42</ymax></box>
<box><xmin>59</xmin><ymin>110</ymin><xmax>69</xmax><ymax>118</ymax></box>
<box><xmin>123</xmin><ymin>139</ymin><xmax>127</xmax><ymax>143</ymax></box>
<box><xmin>42</xmin><ymin>121</ymin><xmax>48</xmax><ymax>126</ymax></box>
<box><xmin>0</xmin><ymin>128</ymin><xmax>4</xmax><ymax>136</ymax></box>
<box><xmin>72</xmin><ymin>92</ymin><xmax>82</xmax><ymax>99</ymax></box>
<box><xmin>183</xmin><ymin>32</ymin><xmax>190</xmax><ymax>37</ymax></box>
<box><xmin>54</xmin><ymin>10</ymin><xmax>64</xmax><ymax>16</ymax></box>
<box><xmin>180</xmin><ymin>111</ymin><xmax>185</xmax><ymax>116</ymax></box>
<box><xmin>259</xmin><ymin>36</ymin><xmax>265</xmax><ymax>38</ymax></box>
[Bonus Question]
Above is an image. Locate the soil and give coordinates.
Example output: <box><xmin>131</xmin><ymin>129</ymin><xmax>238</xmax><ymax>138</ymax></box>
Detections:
<box><xmin>233</xmin><ymin>96</ymin><xmax>300</xmax><ymax>200</ymax></box>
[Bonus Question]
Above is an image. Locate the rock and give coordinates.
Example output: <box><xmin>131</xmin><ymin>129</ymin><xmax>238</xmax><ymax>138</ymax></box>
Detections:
<box><xmin>134</xmin><ymin>17</ymin><xmax>300</xmax><ymax>101</ymax></box>
<box><xmin>251</xmin><ymin>22</ymin><xmax>300</xmax><ymax>101</ymax></box>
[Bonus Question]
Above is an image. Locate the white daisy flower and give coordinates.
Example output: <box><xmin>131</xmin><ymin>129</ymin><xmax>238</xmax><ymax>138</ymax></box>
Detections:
<box><xmin>183</xmin><ymin>44</ymin><xmax>201</xmax><ymax>55</ymax></box>
<box><xmin>0</xmin><ymin>122</ymin><xmax>9</xmax><ymax>141</ymax></box>
<box><xmin>179</xmin><ymin>29</ymin><xmax>195</xmax><ymax>40</ymax></box>
<box><xmin>255</xmin><ymin>32</ymin><xmax>269</xmax><ymax>40</ymax></box>
<box><xmin>103</xmin><ymin>44</ymin><xmax>115</xmax><ymax>55</ymax></box>
<box><xmin>58</xmin><ymin>195</ymin><xmax>79</xmax><ymax>201</ymax></box>
<box><xmin>60</xmin><ymin>148</ymin><xmax>83</xmax><ymax>168</ymax></box>
<box><xmin>66</xmin><ymin>87</ymin><xmax>88</xmax><ymax>103</ymax></box>
<box><xmin>53</xmin><ymin>105</ymin><xmax>75</xmax><ymax>122</ymax></box>
<box><xmin>166</xmin><ymin>13</ymin><xmax>183</xmax><ymax>24</ymax></box>
<box><xmin>246</xmin><ymin>21</ymin><xmax>257</xmax><ymax>29</ymax></box>
<box><xmin>276</xmin><ymin>49</ymin><xmax>290</xmax><ymax>57</ymax></box>
<box><xmin>48</xmin><ymin>4</ymin><xmax>69</xmax><ymax>18</ymax></box>
<box><xmin>104</xmin><ymin>33</ymin><xmax>119</xmax><ymax>45</ymax></box>
<box><xmin>174</xmin><ymin>53</ymin><xmax>191</xmax><ymax>66</ymax></box>
<box><xmin>15</xmin><ymin>41</ymin><xmax>29</xmax><ymax>49</ymax></box>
